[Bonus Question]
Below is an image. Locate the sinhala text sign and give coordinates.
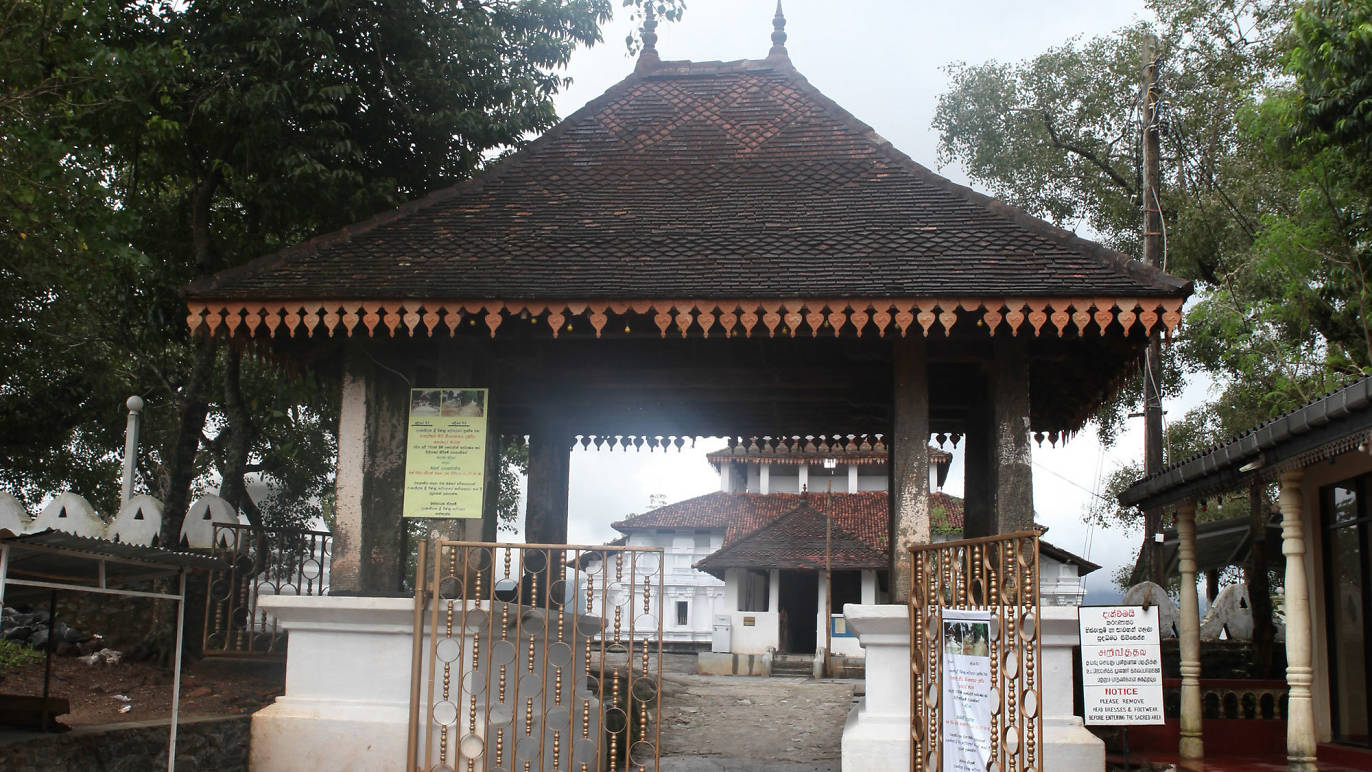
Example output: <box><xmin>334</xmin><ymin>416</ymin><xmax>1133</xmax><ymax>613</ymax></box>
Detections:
<box><xmin>403</xmin><ymin>387</ymin><xmax>488</xmax><ymax>519</ymax></box>
<box><xmin>941</xmin><ymin>608</ymin><xmax>993</xmax><ymax>770</ymax></box>
<box><xmin>1078</xmin><ymin>605</ymin><xmax>1165</xmax><ymax>725</ymax></box>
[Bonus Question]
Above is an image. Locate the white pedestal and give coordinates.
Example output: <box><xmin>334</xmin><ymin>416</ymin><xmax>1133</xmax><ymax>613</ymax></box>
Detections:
<box><xmin>251</xmin><ymin>596</ymin><xmax>416</xmax><ymax>772</ymax></box>
<box><xmin>251</xmin><ymin>595</ymin><xmax>607</xmax><ymax>772</ymax></box>
<box><xmin>840</xmin><ymin>604</ymin><xmax>1104</xmax><ymax>772</ymax></box>
<box><xmin>1041</xmin><ymin>606</ymin><xmax>1106</xmax><ymax>771</ymax></box>
<box><xmin>840</xmin><ymin>604</ymin><xmax>910</xmax><ymax>772</ymax></box>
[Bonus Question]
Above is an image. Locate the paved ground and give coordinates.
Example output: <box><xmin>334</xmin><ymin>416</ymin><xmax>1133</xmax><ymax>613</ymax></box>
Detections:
<box><xmin>654</xmin><ymin>654</ymin><xmax>856</xmax><ymax>772</ymax></box>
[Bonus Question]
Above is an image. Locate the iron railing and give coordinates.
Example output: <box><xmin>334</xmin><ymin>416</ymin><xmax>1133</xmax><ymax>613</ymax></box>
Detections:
<box><xmin>909</xmin><ymin>531</ymin><xmax>1043</xmax><ymax>772</ymax></box>
<box><xmin>202</xmin><ymin>523</ymin><xmax>331</xmax><ymax>657</ymax></box>
<box><xmin>408</xmin><ymin>540</ymin><xmax>663</xmax><ymax>772</ymax></box>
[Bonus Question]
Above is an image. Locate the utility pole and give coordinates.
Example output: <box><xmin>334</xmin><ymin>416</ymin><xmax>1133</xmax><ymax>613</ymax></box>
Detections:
<box><xmin>1141</xmin><ymin>36</ymin><xmax>1166</xmax><ymax>586</ymax></box>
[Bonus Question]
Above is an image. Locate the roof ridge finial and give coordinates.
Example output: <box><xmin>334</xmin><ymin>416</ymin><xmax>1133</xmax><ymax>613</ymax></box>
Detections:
<box><xmin>636</xmin><ymin>5</ymin><xmax>660</xmax><ymax>72</ymax></box>
<box><xmin>769</xmin><ymin>1</ymin><xmax>788</xmax><ymax>59</ymax></box>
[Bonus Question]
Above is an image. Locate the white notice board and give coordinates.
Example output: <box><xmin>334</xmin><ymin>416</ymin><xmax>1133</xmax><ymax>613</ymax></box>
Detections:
<box><xmin>1078</xmin><ymin>606</ymin><xmax>1165</xmax><ymax>725</ymax></box>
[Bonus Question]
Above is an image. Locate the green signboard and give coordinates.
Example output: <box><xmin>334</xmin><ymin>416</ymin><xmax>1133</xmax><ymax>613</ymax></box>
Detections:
<box><xmin>403</xmin><ymin>388</ymin><xmax>488</xmax><ymax>519</ymax></box>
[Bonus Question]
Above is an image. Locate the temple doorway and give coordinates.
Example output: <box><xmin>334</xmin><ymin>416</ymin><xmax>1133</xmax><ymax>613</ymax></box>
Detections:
<box><xmin>778</xmin><ymin>570</ymin><xmax>818</xmax><ymax>654</ymax></box>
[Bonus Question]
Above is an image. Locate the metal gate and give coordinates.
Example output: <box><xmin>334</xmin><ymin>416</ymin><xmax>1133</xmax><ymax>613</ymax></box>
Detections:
<box><xmin>408</xmin><ymin>540</ymin><xmax>663</xmax><ymax>772</ymax></box>
<box><xmin>909</xmin><ymin>531</ymin><xmax>1042</xmax><ymax>772</ymax></box>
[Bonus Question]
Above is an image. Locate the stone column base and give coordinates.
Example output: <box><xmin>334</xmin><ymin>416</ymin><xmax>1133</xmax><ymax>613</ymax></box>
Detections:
<box><xmin>252</xmin><ymin>699</ymin><xmax>410</xmax><ymax>771</ymax></box>
<box><xmin>1044</xmin><ymin>715</ymin><xmax>1105</xmax><ymax>771</ymax></box>
<box><xmin>841</xmin><ymin>701</ymin><xmax>909</xmax><ymax>772</ymax></box>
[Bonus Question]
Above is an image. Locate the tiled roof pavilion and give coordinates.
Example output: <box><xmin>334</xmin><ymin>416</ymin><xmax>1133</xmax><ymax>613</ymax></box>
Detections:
<box><xmin>185</xmin><ymin>12</ymin><xmax>1187</xmax><ymax>597</ymax></box>
<box><xmin>183</xmin><ymin>14</ymin><xmax>1189</xmax><ymax>439</ymax></box>
<box><xmin>188</xmin><ymin>54</ymin><xmax>1185</xmax><ymax>308</ymax></box>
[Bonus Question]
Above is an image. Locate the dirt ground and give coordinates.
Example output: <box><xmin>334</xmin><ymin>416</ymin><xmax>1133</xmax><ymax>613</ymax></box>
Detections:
<box><xmin>2</xmin><ymin>647</ymin><xmax>853</xmax><ymax>765</ymax></box>
<box><xmin>656</xmin><ymin>654</ymin><xmax>857</xmax><ymax>763</ymax></box>
<box><xmin>0</xmin><ymin>655</ymin><xmax>284</xmax><ymax>728</ymax></box>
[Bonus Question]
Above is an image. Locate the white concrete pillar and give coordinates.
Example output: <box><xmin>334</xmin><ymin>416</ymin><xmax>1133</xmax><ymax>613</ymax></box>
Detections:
<box><xmin>798</xmin><ymin>465</ymin><xmax>809</xmax><ymax>492</ymax></box>
<box><xmin>860</xmin><ymin>570</ymin><xmax>876</xmax><ymax>604</ymax></box>
<box><xmin>720</xmin><ymin>467</ymin><xmax>731</xmax><ymax>493</ymax></box>
<box><xmin>768</xmin><ymin>569</ymin><xmax>780</xmax><ymax>612</ymax></box>
<box><xmin>332</xmin><ymin>368</ymin><xmax>368</xmax><ymax>593</ymax></box>
<box><xmin>760</xmin><ymin>463</ymin><xmax>771</xmax><ymax>494</ymax></box>
<box><xmin>1177</xmin><ymin>500</ymin><xmax>1203</xmax><ymax>761</ymax></box>
<box><xmin>1280</xmin><ymin>468</ymin><xmax>1318</xmax><ymax>770</ymax></box>
<box><xmin>841</xmin><ymin>605</ymin><xmax>910</xmax><ymax>771</ymax></box>
<box><xmin>847</xmin><ymin>465</ymin><xmax>858</xmax><ymax>493</ymax></box>
<box><xmin>1042</xmin><ymin>607</ymin><xmax>1105</xmax><ymax>769</ymax></box>
<box><xmin>724</xmin><ymin>568</ymin><xmax>741</xmax><ymax>612</ymax></box>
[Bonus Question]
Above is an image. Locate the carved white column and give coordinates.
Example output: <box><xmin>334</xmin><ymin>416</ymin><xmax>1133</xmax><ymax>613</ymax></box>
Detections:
<box><xmin>1280</xmin><ymin>468</ymin><xmax>1318</xmax><ymax>770</ymax></box>
<box><xmin>1176</xmin><ymin>500</ymin><xmax>1203</xmax><ymax>761</ymax></box>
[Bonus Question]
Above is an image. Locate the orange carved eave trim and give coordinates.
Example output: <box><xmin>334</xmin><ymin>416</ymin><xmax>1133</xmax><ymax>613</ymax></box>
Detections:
<box><xmin>186</xmin><ymin>297</ymin><xmax>1185</xmax><ymax>340</ymax></box>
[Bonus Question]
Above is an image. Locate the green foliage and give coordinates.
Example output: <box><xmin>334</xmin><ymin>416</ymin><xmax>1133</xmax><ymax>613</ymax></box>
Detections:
<box><xmin>498</xmin><ymin>438</ymin><xmax>530</xmax><ymax>533</ymax></box>
<box><xmin>935</xmin><ymin>0</ymin><xmax>1369</xmax><ymax>457</ymax></box>
<box><xmin>0</xmin><ymin>639</ymin><xmax>42</xmax><ymax>673</ymax></box>
<box><xmin>1</xmin><ymin>1</ymin><xmax>672</xmax><ymax>531</ymax></box>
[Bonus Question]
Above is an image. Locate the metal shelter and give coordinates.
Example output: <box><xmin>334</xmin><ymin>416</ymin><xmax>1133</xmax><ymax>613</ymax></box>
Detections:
<box><xmin>0</xmin><ymin>529</ymin><xmax>225</xmax><ymax>771</ymax></box>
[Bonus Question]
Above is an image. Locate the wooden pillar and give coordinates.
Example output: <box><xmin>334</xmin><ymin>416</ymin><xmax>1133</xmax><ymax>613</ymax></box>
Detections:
<box><xmin>525</xmin><ymin>428</ymin><xmax>571</xmax><ymax>546</ymax></box>
<box><xmin>992</xmin><ymin>337</ymin><xmax>1033</xmax><ymax>533</ymax></box>
<box><xmin>891</xmin><ymin>336</ymin><xmax>930</xmax><ymax>603</ymax></box>
<box><xmin>962</xmin><ymin>371</ymin><xmax>995</xmax><ymax>539</ymax></box>
<box><xmin>1177</xmin><ymin>500</ymin><xmax>1203</xmax><ymax>761</ymax></box>
<box><xmin>1280</xmin><ymin>468</ymin><xmax>1318</xmax><ymax>771</ymax></box>
<box><xmin>332</xmin><ymin>344</ymin><xmax>409</xmax><ymax>596</ymax></box>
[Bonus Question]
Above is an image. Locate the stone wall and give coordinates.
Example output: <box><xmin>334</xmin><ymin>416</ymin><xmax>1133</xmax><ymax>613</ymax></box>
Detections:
<box><xmin>0</xmin><ymin>715</ymin><xmax>248</xmax><ymax>772</ymax></box>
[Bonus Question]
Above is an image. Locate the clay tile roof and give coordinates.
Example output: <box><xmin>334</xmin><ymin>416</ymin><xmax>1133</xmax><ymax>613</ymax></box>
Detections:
<box><xmin>694</xmin><ymin>501</ymin><xmax>886</xmax><ymax>576</ymax></box>
<box><xmin>612</xmin><ymin>489</ymin><xmax>964</xmax><ymax>555</ymax></box>
<box><xmin>187</xmin><ymin>56</ymin><xmax>1189</xmax><ymax>303</ymax></box>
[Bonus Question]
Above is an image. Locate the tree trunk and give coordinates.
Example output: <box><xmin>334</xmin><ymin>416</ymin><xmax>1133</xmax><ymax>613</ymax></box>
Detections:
<box><xmin>159</xmin><ymin>336</ymin><xmax>217</xmax><ymax>547</ymax></box>
<box><xmin>218</xmin><ymin>344</ymin><xmax>263</xmax><ymax>529</ymax></box>
<box><xmin>1247</xmin><ymin>480</ymin><xmax>1277</xmax><ymax>678</ymax></box>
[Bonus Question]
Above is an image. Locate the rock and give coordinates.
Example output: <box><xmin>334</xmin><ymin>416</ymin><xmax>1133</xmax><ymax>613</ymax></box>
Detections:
<box><xmin>186</xmin><ymin>686</ymin><xmax>214</xmax><ymax>700</ymax></box>
<box><xmin>29</xmin><ymin>628</ymin><xmax>48</xmax><ymax>650</ymax></box>
<box><xmin>98</xmin><ymin>648</ymin><xmax>123</xmax><ymax>665</ymax></box>
<box><xmin>5</xmin><ymin>625</ymin><xmax>33</xmax><ymax>642</ymax></box>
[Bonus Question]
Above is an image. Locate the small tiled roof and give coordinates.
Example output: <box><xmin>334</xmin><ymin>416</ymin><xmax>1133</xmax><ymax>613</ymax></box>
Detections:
<box><xmin>612</xmin><ymin>491</ymin><xmax>899</xmax><ymax>549</ymax></box>
<box><xmin>187</xmin><ymin>55</ymin><xmax>1188</xmax><ymax>306</ymax></box>
<box><xmin>694</xmin><ymin>502</ymin><xmax>886</xmax><ymax>576</ymax></box>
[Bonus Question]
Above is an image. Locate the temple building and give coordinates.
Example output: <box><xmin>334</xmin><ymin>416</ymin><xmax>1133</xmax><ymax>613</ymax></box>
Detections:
<box><xmin>1121</xmin><ymin>376</ymin><xmax>1372</xmax><ymax>770</ymax></box>
<box><xmin>610</xmin><ymin>437</ymin><xmax>1096</xmax><ymax>663</ymax></box>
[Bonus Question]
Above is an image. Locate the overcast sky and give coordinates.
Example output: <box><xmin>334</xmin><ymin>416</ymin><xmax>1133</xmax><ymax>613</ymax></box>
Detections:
<box><xmin>519</xmin><ymin>0</ymin><xmax>1203</xmax><ymax>603</ymax></box>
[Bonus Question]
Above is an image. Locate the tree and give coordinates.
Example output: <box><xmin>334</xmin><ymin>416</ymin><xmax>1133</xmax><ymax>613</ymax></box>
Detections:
<box><xmin>934</xmin><ymin>1</ymin><xmax>1364</xmax><ymax>650</ymax></box>
<box><xmin>1</xmin><ymin>1</ymin><xmax>681</xmax><ymax>542</ymax></box>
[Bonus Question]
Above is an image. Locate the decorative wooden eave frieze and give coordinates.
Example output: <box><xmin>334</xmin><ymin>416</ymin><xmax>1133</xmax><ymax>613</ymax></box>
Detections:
<box><xmin>185</xmin><ymin>296</ymin><xmax>1185</xmax><ymax>340</ymax></box>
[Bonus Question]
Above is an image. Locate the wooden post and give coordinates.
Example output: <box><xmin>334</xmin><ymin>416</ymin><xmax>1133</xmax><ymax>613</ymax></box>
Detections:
<box><xmin>993</xmin><ymin>337</ymin><xmax>1033</xmax><ymax>533</ymax></box>
<box><xmin>891</xmin><ymin>336</ymin><xmax>930</xmax><ymax>603</ymax></box>
<box><xmin>525</xmin><ymin>428</ymin><xmax>571</xmax><ymax>546</ymax></box>
<box><xmin>962</xmin><ymin>371</ymin><xmax>994</xmax><ymax>539</ymax></box>
<box><xmin>1279</xmin><ymin>469</ymin><xmax>1318</xmax><ymax>771</ymax></box>
<box><xmin>1176</xmin><ymin>500</ymin><xmax>1203</xmax><ymax>761</ymax></box>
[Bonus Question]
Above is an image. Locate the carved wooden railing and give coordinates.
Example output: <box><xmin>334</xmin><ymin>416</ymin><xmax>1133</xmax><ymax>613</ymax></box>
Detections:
<box><xmin>1162</xmin><ymin>678</ymin><xmax>1288</xmax><ymax>721</ymax></box>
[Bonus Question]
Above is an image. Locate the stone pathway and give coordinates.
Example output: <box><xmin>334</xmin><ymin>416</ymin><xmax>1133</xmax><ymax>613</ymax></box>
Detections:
<box><xmin>656</xmin><ymin>668</ymin><xmax>855</xmax><ymax>771</ymax></box>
